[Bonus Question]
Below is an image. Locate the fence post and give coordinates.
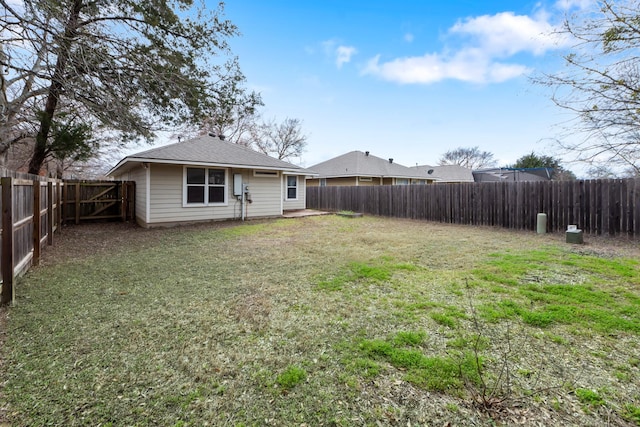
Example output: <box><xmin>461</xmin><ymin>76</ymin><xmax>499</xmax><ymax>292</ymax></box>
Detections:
<box><xmin>1</xmin><ymin>177</ymin><xmax>14</xmax><ymax>305</ymax></box>
<box><xmin>75</xmin><ymin>182</ymin><xmax>80</xmax><ymax>225</ymax></box>
<box><xmin>60</xmin><ymin>181</ymin><xmax>66</xmax><ymax>225</ymax></box>
<box><xmin>57</xmin><ymin>181</ymin><xmax>62</xmax><ymax>229</ymax></box>
<box><xmin>33</xmin><ymin>180</ymin><xmax>41</xmax><ymax>266</ymax></box>
<box><xmin>47</xmin><ymin>181</ymin><xmax>53</xmax><ymax>245</ymax></box>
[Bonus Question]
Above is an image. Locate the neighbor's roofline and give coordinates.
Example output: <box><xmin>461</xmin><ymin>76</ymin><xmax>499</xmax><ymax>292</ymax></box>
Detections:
<box><xmin>310</xmin><ymin>174</ymin><xmax>438</xmax><ymax>180</ymax></box>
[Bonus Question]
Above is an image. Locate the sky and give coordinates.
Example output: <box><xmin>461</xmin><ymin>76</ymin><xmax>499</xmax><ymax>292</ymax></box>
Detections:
<box><xmin>207</xmin><ymin>0</ymin><xmax>589</xmax><ymax>171</ymax></box>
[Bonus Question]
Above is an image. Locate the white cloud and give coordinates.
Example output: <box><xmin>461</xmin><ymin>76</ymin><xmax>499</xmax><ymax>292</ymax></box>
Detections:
<box><xmin>554</xmin><ymin>0</ymin><xmax>594</xmax><ymax>11</ymax></box>
<box><xmin>321</xmin><ymin>39</ymin><xmax>357</xmax><ymax>68</ymax></box>
<box><xmin>364</xmin><ymin>51</ymin><xmax>529</xmax><ymax>84</ymax></box>
<box><xmin>404</xmin><ymin>33</ymin><xmax>415</xmax><ymax>43</ymax></box>
<box><xmin>450</xmin><ymin>11</ymin><xmax>568</xmax><ymax>56</ymax></box>
<box><xmin>363</xmin><ymin>10</ymin><xmax>571</xmax><ymax>85</ymax></box>
<box><xmin>336</xmin><ymin>45</ymin><xmax>357</xmax><ymax>68</ymax></box>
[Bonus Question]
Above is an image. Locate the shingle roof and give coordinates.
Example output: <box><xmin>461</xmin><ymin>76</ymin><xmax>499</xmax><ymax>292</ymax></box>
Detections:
<box><xmin>412</xmin><ymin>165</ymin><xmax>474</xmax><ymax>182</ymax></box>
<box><xmin>309</xmin><ymin>151</ymin><xmax>426</xmax><ymax>179</ymax></box>
<box><xmin>108</xmin><ymin>135</ymin><xmax>314</xmax><ymax>176</ymax></box>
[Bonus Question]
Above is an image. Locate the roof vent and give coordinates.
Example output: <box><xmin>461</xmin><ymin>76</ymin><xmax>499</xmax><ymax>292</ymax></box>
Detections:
<box><xmin>365</xmin><ymin>151</ymin><xmax>370</xmax><ymax>156</ymax></box>
<box><xmin>389</xmin><ymin>158</ymin><xmax>393</xmax><ymax>164</ymax></box>
<box><xmin>427</xmin><ymin>169</ymin><xmax>434</xmax><ymax>174</ymax></box>
<box><xmin>219</xmin><ymin>134</ymin><xmax>225</xmax><ymax>140</ymax></box>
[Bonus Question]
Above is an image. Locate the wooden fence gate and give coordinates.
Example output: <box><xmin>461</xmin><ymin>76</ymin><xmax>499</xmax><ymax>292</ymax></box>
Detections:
<box><xmin>62</xmin><ymin>180</ymin><xmax>135</xmax><ymax>224</ymax></box>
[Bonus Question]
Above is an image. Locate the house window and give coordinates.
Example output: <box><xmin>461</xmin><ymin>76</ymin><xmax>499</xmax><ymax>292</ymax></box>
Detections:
<box><xmin>396</xmin><ymin>178</ymin><xmax>409</xmax><ymax>185</ymax></box>
<box><xmin>359</xmin><ymin>176</ymin><xmax>372</xmax><ymax>182</ymax></box>
<box><xmin>320</xmin><ymin>178</ymin><xmax>327</xmax><ymax>187</ymax></box>
<box><xmin>286</xmin><ymin>175</ymin><xmax>297</xmax><ymax>200</ymax></box>
<box><xmin>185</xmin><ymin>167</ymin><xmax>227</xmax><ymax>205</ymax></box>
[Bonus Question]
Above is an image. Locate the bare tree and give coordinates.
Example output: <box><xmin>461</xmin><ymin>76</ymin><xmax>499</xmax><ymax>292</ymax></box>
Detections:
<box><xmin>252</xmin><ymin>117</ymin><xmax>308</xmax><ymax>161</ymax></box>
<box><xmin>538</xmin><ymin>0</ymin><xmax>640</xmax><ymax>175</ymax></box>
<box><xmin>198</xmin><ymin>74</ymin><xmax>263</xmax><ymax>146</ymax></box>
<box><xmin>0</xmin><ymin>0</ymin><xmax>250</xmax><ymax>174</ymax></box>
<box><xmin>439</xmin><ymin>146</ymin><xmax>496</xmax><ymax>170</ymax></box>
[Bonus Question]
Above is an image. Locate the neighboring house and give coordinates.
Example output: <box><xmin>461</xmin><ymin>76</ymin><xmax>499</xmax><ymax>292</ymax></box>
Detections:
<box><xmin>411</xmin><ymin>164</ymin><xmax>474</xmax><ymax>183</ymax></box>
<box><xmin>473</xmin><ymin>167</ymin><xmax>554</xmax><ymax>182</ymax></box>
<box><xmin>108</xmin><ymin>135</ymin><xmax>316</xmax><ymax>227</ymax></box>
<box><xmin>307</xmin><ymin>150</ymin><xmax>435</xmax><ymax>187</ymax></box>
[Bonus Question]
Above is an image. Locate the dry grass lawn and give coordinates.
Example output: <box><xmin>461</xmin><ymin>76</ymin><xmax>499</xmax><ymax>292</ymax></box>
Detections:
<box><xmin>1</xmin><ymin>215</ymin><xmax>639</xmax><ymax>426</ymax></box>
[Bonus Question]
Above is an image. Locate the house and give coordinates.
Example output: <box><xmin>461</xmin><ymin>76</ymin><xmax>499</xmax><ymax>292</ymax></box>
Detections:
<box><xmin>108</xmin><ymin>135</ymin><xmax>316</xmax><ymax>227</ymax></box>
<box><xmin>411</xmin><ymin>165</ymin><xmax>474</xmax><ymax>183</ymax></box>
<box><xmin>306</xmin><ymin>151</ymin><xmax>435</xmax><ymax>186</ymax></box>
<box><xmin>473</xmin><ymin>167</ymin><xmax>553</xmax><ymax>182</ymax></box>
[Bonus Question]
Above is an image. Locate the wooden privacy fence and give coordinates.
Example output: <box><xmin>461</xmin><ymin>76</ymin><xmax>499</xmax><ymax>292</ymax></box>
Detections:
<box><xmin>306</xmin><ymin>179</ymin><xmax>640</xmax><ymax>237</ymax></box>
<box><xmin>0</xmin><ymin>175</ymin><xmax>62</xmax><ymax>305</ymax></box>
<box><xmin>1</xmin><ymin>177</ymin><xmax>135</xmax><ymax>305</ymax></box>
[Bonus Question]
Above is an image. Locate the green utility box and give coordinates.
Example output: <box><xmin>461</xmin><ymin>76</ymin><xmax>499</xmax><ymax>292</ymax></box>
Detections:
<box><xmin>566</xmin><ymin>229</ymin><xmax>583</xmax><ymax>244</ymax></box>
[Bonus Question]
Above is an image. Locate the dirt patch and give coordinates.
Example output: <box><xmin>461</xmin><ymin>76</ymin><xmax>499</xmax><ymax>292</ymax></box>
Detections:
<box><xmin>40</xmin><ymin>220</ymin><xmax>246</xmax><ymax>266</ymax></box>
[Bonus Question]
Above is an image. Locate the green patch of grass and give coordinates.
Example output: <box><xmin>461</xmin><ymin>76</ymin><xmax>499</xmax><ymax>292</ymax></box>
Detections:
<box><xmin>478</xmin><ymin>299</ymin><xmax>520</xmax><ymax>323</ymax></box>
<box><xmin>356</xmin><ymin>335</ymin><xmax>482</xmax><ymax>393</ymax></box>
<box><xmin>392</xmin><ymin>330</ymin><xmax>427</xmax><ymax>346</ymax></box>
<box><xmin>622</xmin><ymin>404</ymin><xmax>640</xmax><ymax>424</ymax></box>
<box><xmin>477</xmin><ymin>281</ymin><xmax>640</xmax><ymax>333</ymax></box>
<box><xmin>575</xmin><ymin>388</ymin><xmax>605</xmax><ymax>408</ymax></box>
<box><xmin>547</xmin><ymin>334</ymin><xmax>569</xmax><ymax>345</ymax></box>
<box><xmin>276</xmin><ymin>366</ymin><xmax>307</xmax><ymax>390</ymax></box>
<box><xmin>482</xmin><ymin>249</ymin><xmax>639</xmax><ymax>288</ymax></box>
<box><xmin>315</xmin><ymin>261</ymin><xmax>393</xmax><ymax>291</ymax></box>
<box><xmin>350</xmin><ymin>358</ymin><xmax>382</xmax><ymax>378</ymax></box>
<box><xmin>430</xmin><ymin>312</ymin><xmax>457</xmax><ymax>328</ymax></box>
<box><xmin>445</xmin><ymin>403</ymin><xmax>459</xmax><ymax>412</ymax></box>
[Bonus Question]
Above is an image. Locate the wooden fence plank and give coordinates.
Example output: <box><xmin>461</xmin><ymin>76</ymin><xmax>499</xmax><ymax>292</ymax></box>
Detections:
<box><xmin>47</xmin><ymin>182</ymin><xmax>54</xmax><ymax>245</ymax></box>
<box><xmin>1</xmin><ymin>177</ymin><xmax>13</xmax><ymax>305</ymax></box>
<box><xmin>32</xmin><ymin>180</ymin><xmax>40</xmax><ymax>266</ymax></box>
<box><xmin>75</xmin><ymin>182</ymin><xmax>81</xmax><ymax>225</ymax></box>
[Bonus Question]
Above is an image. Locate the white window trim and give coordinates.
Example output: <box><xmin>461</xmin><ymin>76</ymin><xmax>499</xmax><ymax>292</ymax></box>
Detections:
<box><xmin>183</xmin><ymin>166</ymin><xmax>229</xmax><ymax>207</ymax></box>
<box><xmin>285</xmin><ymin>175</ymin><xmax>298</xmax><ymax>201</ymax></box>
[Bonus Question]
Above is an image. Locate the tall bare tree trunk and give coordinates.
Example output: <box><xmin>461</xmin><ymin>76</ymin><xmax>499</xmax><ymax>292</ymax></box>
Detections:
<box><xmin>28</xmin><ymin>0</ymin><xmax>83</xmax><ymax>175</ymax></box>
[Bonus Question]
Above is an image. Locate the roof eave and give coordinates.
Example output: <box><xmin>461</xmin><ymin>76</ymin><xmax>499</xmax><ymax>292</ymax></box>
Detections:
<box><xmin>108</xmin><ymin>157</ymin><xmax>315</xmax><ymax>177</ymax></box>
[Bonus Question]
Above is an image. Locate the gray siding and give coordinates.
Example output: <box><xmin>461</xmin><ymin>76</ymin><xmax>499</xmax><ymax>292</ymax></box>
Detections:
<box><xmin>146</xmin><ymin>164</ymin><xmax>284</xmax><ymax>226</ymax></box>
<box><xmin>283</xmin><ymin>174</ymin><xmax>306</xmax><ymax>210</ymax></box>
<box><xmin>243</xmin><ymin>172</ymin><xmax>282</xmax><ymax>218</ymax></box>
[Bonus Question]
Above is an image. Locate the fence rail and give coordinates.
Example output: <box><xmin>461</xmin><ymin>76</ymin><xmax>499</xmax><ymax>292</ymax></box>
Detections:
<box><xmin>306</xmin><ymin>179</ymin><xmax>640</xmax><ymax>237</ymax></box>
